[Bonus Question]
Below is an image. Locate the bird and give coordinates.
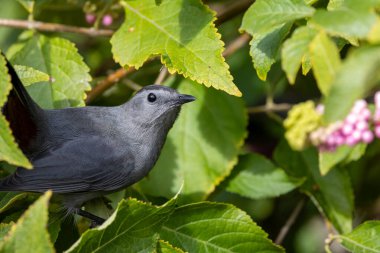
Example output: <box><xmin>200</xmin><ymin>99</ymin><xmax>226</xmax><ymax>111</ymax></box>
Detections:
<box><xmin>0</xmin><ymin>55</ymin><xmax>195</xmax><ymax>225</ymax></box>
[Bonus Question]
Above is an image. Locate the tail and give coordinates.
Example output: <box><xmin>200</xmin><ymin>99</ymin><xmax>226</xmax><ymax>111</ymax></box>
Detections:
<box><xmin>1</xmin><ymin>52</ymin><xmax>43</xmax><ymax>154</ymax></box>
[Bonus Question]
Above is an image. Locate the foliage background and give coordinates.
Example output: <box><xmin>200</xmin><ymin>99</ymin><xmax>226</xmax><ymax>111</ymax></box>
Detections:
<box><xmin>0</xmin><ymin>0</ymin><xmax>379</xmax><ymax>252</ymax></box>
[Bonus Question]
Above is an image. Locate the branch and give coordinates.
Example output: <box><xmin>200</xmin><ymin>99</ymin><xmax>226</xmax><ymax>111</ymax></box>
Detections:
<box><xmin>248</xmin><ymin>103</ymin><xmax>292</xmax><ymax>114</ymax></box>
<box><xmin>214</xmin><ymin>0</ymin><xmax>254</xmax><ymax>26</ymax></box>
<box><xmin>275</xmin><ymin>198</ymin><xmax>306</xmax><ymax>245</ymax></box>
<box><xmin>0</xmin><ymin>18</ymin><xmax>113</xmax><ymax>37</ymax></box>
<box><xmin>154</xmin><ymin>67</ymin><xmax>169</xmax><ymax>84</ymax></box>
<box><xmin>223</xmin><ymin>33</ymin><xmax>251</xmax><ymax>57</ymax></box>
<box><xmin>86</xmin><ymin>67</ymin><xmax>135</xmax><ymax>103</ymax></box>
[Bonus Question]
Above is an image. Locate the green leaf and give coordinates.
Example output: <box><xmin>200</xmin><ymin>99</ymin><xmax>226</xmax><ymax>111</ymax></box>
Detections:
<box><xmin>139</xmin><ymin>79</ymin><xmax>247</xmax><ymax>203</ymax></box>
<box><xmin>274</xmin><ymin>140</ymin><xmax>354</xmax><ymax>233</ymax></box>
<box><xmin>242</xmin><ymin>23</ymin><xmax>292</xmax><ymax>81</ymax></box>
<box><xmin>324</xmin><ymin>46</ymin><xmax>380</xmax><ymax>123</ymax></box>
<box><xmin>14</xmin><ymin>65</ymin><xmax>49</xmax><ymax>86</ymax></box>
<box><xmin>319</xmin><ymin>143</ymin><xmax>366</xmax><ymax>175</ymax></box>
<box><xmin>338</xmin><ymin>221</ymin><xmax>380</xmax><ymax>253</ymax></box>
<box><xmin>310</xmin><ymin>31</ymin><xmax>341</xmax><ymax>96</ymax></box>
<box><xmin>66</xmin><ymin>198</ymin><xmax>177</xmax><ymax>253</ymax></box>
<box><xmin>226</xmin><ymin>153</ymin><xmax>304</xmax><ymax>199</ymax></box>
<box><xmin>157</xmin><ymin>240</ymin><xmax>185</xmax><ymax>253</ymax></box>
<box><xmin>111</xmin><ymin>0</ymin><xmax>241</xmax><ymax>96</ymax></box>
<box><xmin>0</xmin><ymin>191</ymin><xmax>54</xmax><ymax>253</ymax></box>
<box><xmin>0</xmin><ymin>223</ymin><xmax>13</xmax><ymax>241</ymax></box>
<box><xmin>160</xmin><ymin>202</ymin><xmax>284</xmax><ymax>253</ymax></box>
<box><xmin>0</xmin><ymin>192</ymin><xmax>29</xmax><ymax>214</ymax></box>
<box><xmin>11</xmin><ymin>34</ymin><xmax>91</xmax><ymax>109</ymax></box>
<box><xmin>281</xmin><ymin>26</ymin><xmax>318</xmax><ymax>84</ymax></box>
<box><xmin>242</xmin><ymin>0</ymin><xmax>314</xmax><ymax>34</ymax></box>
<box><xmin>310</xmin><ymin>5</ymin><xmax>377</xmax><ymax>40</ymax></box>
<box><xmin>0</xmin><ymin>53</ymin><xmax>32</xmax><ymax>169</ymax></box>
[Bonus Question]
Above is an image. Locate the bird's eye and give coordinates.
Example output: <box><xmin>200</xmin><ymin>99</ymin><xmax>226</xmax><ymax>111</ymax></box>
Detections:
<box><xmin>147</xmin><ymin>93</ymin><xmax>157</xmax><ymax>102</ymax></box>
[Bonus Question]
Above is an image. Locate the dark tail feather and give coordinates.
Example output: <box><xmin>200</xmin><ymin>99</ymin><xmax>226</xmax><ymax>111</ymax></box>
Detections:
<box><xmin>1</xmin><ymin>52</ymin><xmax>42</xmax><ymax>154</ymax></box>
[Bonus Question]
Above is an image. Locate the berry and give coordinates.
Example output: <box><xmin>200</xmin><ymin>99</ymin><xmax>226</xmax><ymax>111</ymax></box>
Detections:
<box><xmin>86</xmin><ymin>14</ymin><xmax>96</xmax><ymax>24</ymax></box>
<box><xmin>102</xmin><ymin>15</ymin><xmax>113</xmax><ymax>26</ymax></box>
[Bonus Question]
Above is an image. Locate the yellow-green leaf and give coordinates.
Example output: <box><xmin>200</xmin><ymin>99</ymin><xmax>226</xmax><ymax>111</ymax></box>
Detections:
<box><xmin>310</xmin><ymin>31</ymin><xmax>341</xmax><ymax>96</ymax></box>
<box><xmin>14</xmin><ymin>65</ymin><xmax>49</xmax><ymax>86</ymax></box>
<box><xmin>0</xmin><ymin>192</ymin><xmax>54</xmax><ymax>253</ymax></box>
<box><xmin>111</xmin><ymin>0</ymin><xmax>241</xmax><ymax>96</ymax></box>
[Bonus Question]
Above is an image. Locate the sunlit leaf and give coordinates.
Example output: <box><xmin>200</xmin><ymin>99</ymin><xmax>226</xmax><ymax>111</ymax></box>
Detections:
<box><xmin>0</xmin><ymin>192</ymin><xmax>54</xmax><ymax>253</ymax></box>
<box><xmin>14</xmin><ymin>65</ymin><xmax>49</xmax><ymax>86</ymax></box>
<box><xmin>111</xmin><ymin>0</ymin><xmax>241</xmax><ymax>96</ymax></box>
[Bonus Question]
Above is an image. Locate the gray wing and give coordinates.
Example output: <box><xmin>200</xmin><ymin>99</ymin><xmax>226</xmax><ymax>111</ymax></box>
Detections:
<box><xmin>0</xmin><ymin>137</ymin><xmax>134</xmax><ymax>193</ymax></box>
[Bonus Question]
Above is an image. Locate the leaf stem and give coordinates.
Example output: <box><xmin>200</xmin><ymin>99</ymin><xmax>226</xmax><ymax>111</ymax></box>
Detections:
<box><xmin>154</xmin><ymin>67</ymin><xmax>169</xmax><ymax>85</ymax></box>
<box><xmin>0</xmin><ymin>18</ymin><xmax>114</xmax><ymax>37</ymax></box>
<box><xmin>247</xmin><ymin>103</ymin><xmax>292</xmax><ymax>114</ymax></box>
<box><xmin>275</xmin><ymin>197</ymin><xmax>306</xmax><ymax>245</ymax></box>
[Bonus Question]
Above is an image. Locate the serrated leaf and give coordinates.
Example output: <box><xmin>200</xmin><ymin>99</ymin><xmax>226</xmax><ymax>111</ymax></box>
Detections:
<box><xmin>0</xmin><ymin>223</ymin><xmax>13</xmax><ymax>241</ymax></box>
<box><xmin>274</xmin><ymin>140</ymin><xmax>354</xmax><ymax>233</ymax></box>
<box><xmin>242</xmin><ymin>22</ymin><xmax>292</xmax><ymax>81</ymax></box>
<box><xmin>160</xmin><ymin>202</ymin><xmax>284</xmax><ymax>253</ymax></box>
<box><xmin>0</xmin><ymin>191</ymin><xmax>54</xmax><ymax>253</ymax></box>
<box><xmin>66</xmin><ymin>198</ymin><xmax>177</xmax><ymax>253</ymax></box>
<box><xmin>157</xmin><ymin>240</ymin><xmax>185</xmax><ymax>253</ymax></box>
<box><xmin>14</xmin><ymin>65</ymin><xmax>49</xmax><ymax>86</ymax></box>
<box><xmin>0</xmin><ymin>192</ymin><xmax>29</xmax><ymax>214</ymax></box>
<box><xmin>11</xmin><ymin>34</ymin><xmax>91</xmax><ymax>109</ymax></box>
<box><xmin>324</xmin><ymin>46</ymin><xmax>380</xmax><ymax>123</ymax></box>
<box><xmin>310</xmin><ymin>31</ymin><xmax>341</xmax><ymax>96</ymax></box>
<box><xmin>0</xmin><ymin>53</ymin><xmax>32</xmax><ymax>169</ymax></box>
<box><xmin>139</xmin><ymin>79</ymin><xmax>247</xmax><ymax>203</ymax></box>
<box><xmin>226</xmin><ymin>153</ymin><xmax>304</xmax><ymax>199</ymax></box>
<box><xmin>242</xmin><ymin>0</ymin><xmax>314</xmax><ymax>34</ymax></box>
<box><xmin>111</xmin><ymin>0</ymin><xmax>241</xmax><ymax>96</ymax></box>
<box><xmin>338</xmin><ymin>221</ymin><xmax>380</xmax><ymax>253</ymax></box>
<box><xmin>327</xmin><ymin>0</ymin><xmax>345</xmax><ymax>10</ymax></box>
<box><xmin>310</xmin><ymin>4</ymin><xmax>377</xmax><ymax>40</ymax></box>
<box><xmin>282</xmin><ymin>26</ymin><xmax>318</xmax><ymax>84</ymax></box>
<box><xmin>319</xmin><ymin>143</ymin><xmax>366</xmax><ymax>175</ymax></box>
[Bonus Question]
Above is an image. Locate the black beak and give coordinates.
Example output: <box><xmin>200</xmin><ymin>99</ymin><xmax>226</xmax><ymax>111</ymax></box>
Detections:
<box><xmin>178</xmin><ymin>94</ymin><xmax>196</xmax><ymax>104</ymax></box>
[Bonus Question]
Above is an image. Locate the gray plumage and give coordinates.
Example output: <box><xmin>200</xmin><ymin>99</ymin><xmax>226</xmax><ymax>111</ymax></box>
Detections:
<box><xmin>0</xmin><ymin>57</ymin><xmax>195</xmax><ymax>213</ymax></box>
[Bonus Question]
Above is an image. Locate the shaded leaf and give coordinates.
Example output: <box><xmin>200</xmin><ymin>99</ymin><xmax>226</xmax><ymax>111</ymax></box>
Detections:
<box><xmin>242</xmin><ymin>0</ymin><xmax>314</xmax><ymax>34</ymax></box>
<box><xmin>0</xmin><ymin>191</ymin><xmax>53</xmax><ymax>253</ymax></box>
<box><xmin>161</xmin><ymin>202</ymin><xmax>284</xmax><ymax>253</ymax></box>
<box><xmin>11</xmin><ymin>34</ymin><xmax>91</xmax><ymax>109</ymax></box>
<box><xmin>139</xmin><ymin>79</ymin><xmax>247</xmax><ymax>203</ymax></box>
<box><xmin>310</xmin><ymin>31</ymin><xmax>341</xmax><ymax>96</ymax></box>
<box><xmin>282</xmin><ymin>26</ymin><xmax>318</xmax><ymax>84</ymax></box>
<box><xmin>226</xmin><ymin>153</ymin><xmax>304</xmax><ymax>199</ymax></box>
<box><xmin>274</xmin><ymin>140</ymin><xmax>354</xmax><ymax>233</ymax></box>
<box><xmin>324</xmin><ymin>46</ymin><xmax>380</xmax><ymax>123</ymax></box>
<box><xmin>0</xmin><ymin>223</ymin><xmax>13</xmax><ymax>241</ymax></box>
<box><xmin>241</xmin><ymin>22</ymin><xmax>292</xmax><ymax>81</ymax></box>
<box><xmin>111</xmin><ymin>0</ymin><xmax>241</xmax><ymax>96</ymax></box>
<box><xmin>66</xmin><ymin>198</ymin><xmax>177</xmax><ymax>253</ymax></box>
<box><xmin>0</xmin><ymin>53</ymin><xmax>32</xmax><ymax>169</ymax></box>
<box><xmin>14</xmin><ymin>65</ymin><xmax>49</xmax><ymax>86</ymax></box>
<box><xmin>0</xmin><ymin>192</ymin><xmax>29</xmax><ymax>214</ymax></box>
<box><xmin>338</xmin><ymin>221</ymin><xmax>380</xmax><ymax>253</ymax></box>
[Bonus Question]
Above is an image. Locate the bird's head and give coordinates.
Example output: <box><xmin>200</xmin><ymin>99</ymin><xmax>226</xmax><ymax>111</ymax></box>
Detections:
<box><xmin>126</xmin><ymin>85</ymin><xmax>195</xmax><ymax>128</ymax></box>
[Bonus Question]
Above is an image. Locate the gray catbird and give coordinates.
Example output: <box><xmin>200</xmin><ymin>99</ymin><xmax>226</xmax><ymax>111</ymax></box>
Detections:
<box><xmin>0</xmin><ymin>56</ymin><xmax>195</xmax><ymax>224</ymax></box>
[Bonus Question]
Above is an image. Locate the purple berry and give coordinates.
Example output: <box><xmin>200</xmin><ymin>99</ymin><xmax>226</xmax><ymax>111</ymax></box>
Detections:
<box><xmin>375</xmin><ymin>125</ymin><xmax>380</xmax><ymax>138</ymax></box>
<box><xmin>86</xmin><ymin>14</ymin><xmax>96</xmax><ymax>24</ymax></box>
<box><xmin>346</xmin><ymin>113</ymin><xmax>357</xmax><ymax>124</ymax></box>
<box><xmin>362</xmin><ymin>130</ymin><xmax>374</xmax><ymax>143</ymax></box>
<box><xmin>102</xmin><ymin>15</ymin><xmax>113</xmax><ymax>26</ymax></box>
<box><xmin>342</xmin><ymin>124</ymin><xmax>354</xmax><ymax>136</ymax></box>
<box><xmin>355</xmin><ymin>121</ymin><xmax>368</xmax><ymax>131</ymax></box>
<box><xmin>375</xmin><ymin>92</ymin><xmax>380</xmax><ymax>107</ymax></box>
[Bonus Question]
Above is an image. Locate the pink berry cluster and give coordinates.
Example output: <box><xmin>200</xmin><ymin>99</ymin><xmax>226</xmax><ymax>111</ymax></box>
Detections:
<box><xmin>310</xmin><ymin>99</ymin><xmax>374</xmax><ymax>152</ymax></box>
<box><xmin>374</xmin><ymin>92</ymin><xmax>380</xmax><ymax>138</ymax></box>
<box><xmin>85</xmin><ymin>14</ymin><xmax>113</xmax><ymax>26</ymax></box>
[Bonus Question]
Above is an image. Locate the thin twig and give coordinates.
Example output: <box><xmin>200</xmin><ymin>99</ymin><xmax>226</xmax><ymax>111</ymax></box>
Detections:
<box><xmin>86</xmin><ymin>67</ymin><xmax>136</xmax><ymax>103</ymax></box>
<box><xmin>214</xmin><ymin>0</ymin><xmax>254</xmax><ymax>26</ymax></box>
<box><xmin>275</xmin><ymin>198</ymin><xmax>306</xmax><ymax>245</ymax></box>
<box><xmin>223</xmin><ymin>33</ymin><xmax>251</xmax><ymax>57</ymax></box>
<box><xmin>248</xmin><ymin>103</ymin><xmax>293</xmax><ymax>114</ymax></box>
<box><xmin>0</xmin><ymin>18</ymin><xmax>114</xmax><ymax>37</ymax></box>
<box><xmin>154</xmin><ymin>67</ymin><xmax>169</xmax><ymax>84</ymax></box>
<box><xmin>123</xmin><ymin>79</ymin><xmax>142</xmax><ymax>91</ymax></box>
